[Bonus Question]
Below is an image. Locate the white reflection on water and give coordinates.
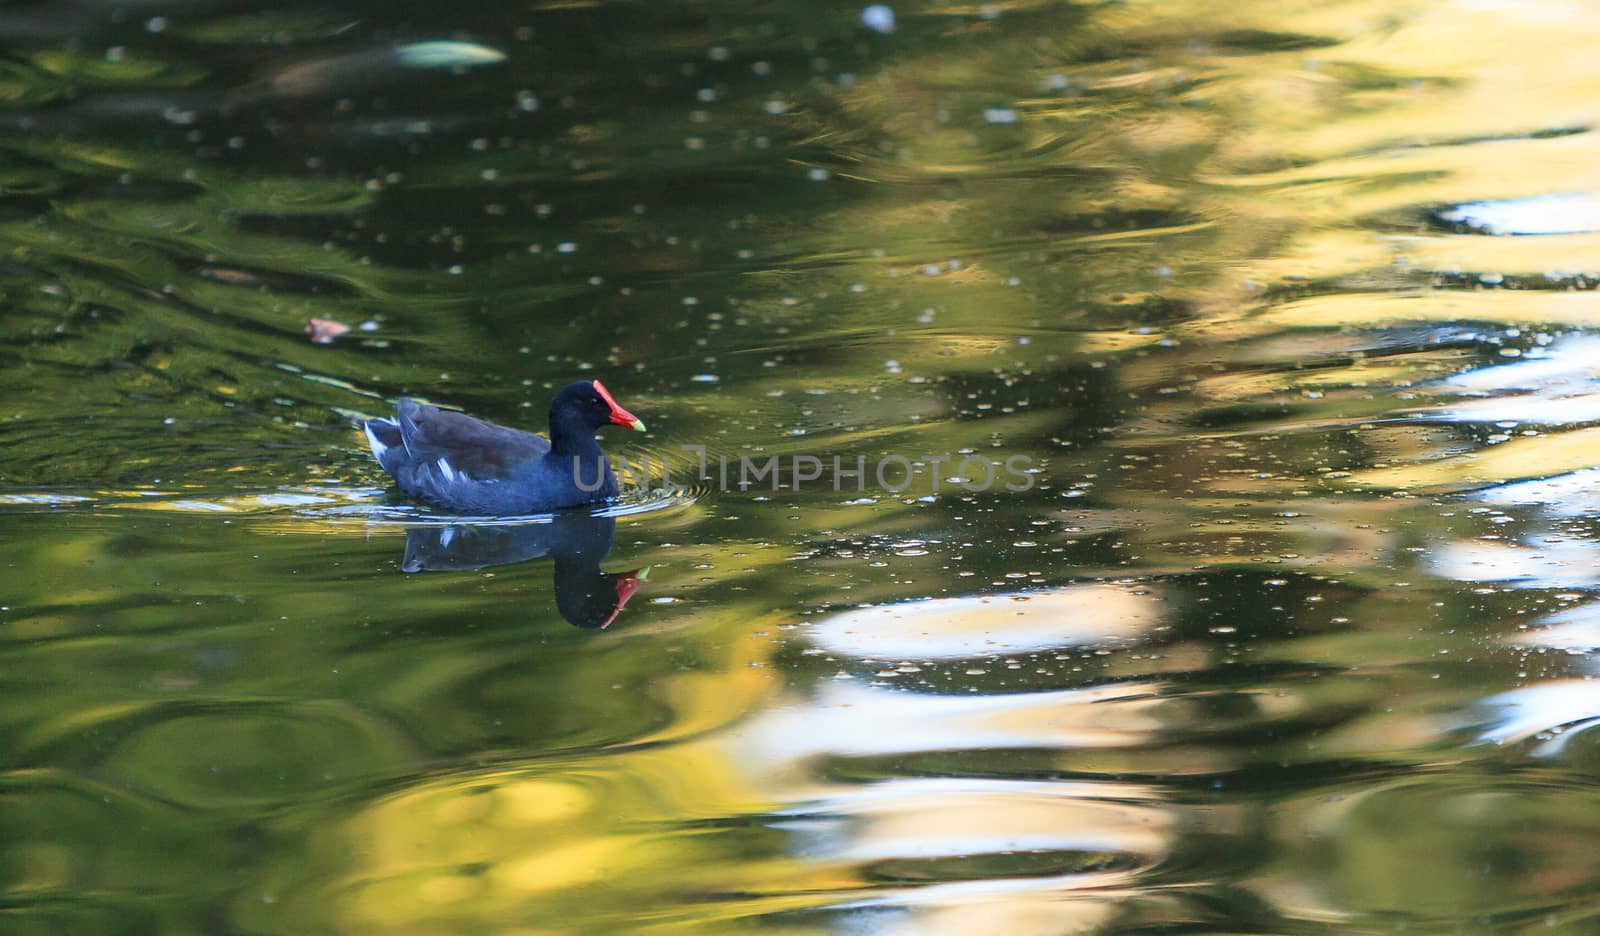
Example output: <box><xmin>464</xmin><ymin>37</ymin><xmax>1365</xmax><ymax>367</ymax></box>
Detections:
<box><xmin>1444</xmin><ymin>335</ymin><xmax>1600</xmax><ymax>391</ymax></box>
<box><xmin>780</xmin><ymin>777</ymin><xmax>1170</xmax><ymax>862</ymax></box>
<box><xmin>734</xmin><ymin>678</ymin><xmax>1167</xmax><ymax>765</ymax></box>
<box><xmin>1432</xmin><ymin>536</ymin><xmax>1600</xmax><ymax>588</ymax></box>
<box><xmin>1439</xmin><ymin>193</ymin><xmax>1600</xmax><ymax>236</ymax></box>
<box><xmin>1470</xmin><ymin>468</ymin><xmax>1600</xmax><ymax>516</ymax></box>
<box><xmin>1432</xmin><ymin>467</ymin><xmax>1600</xmax><ymax>755</ymax></box>
<box><xmin>712</xmin><ymin>582</ymin><xmax>1177</xmax><ymax>932</ymax></box>
<box><xmin>1476</xmin><ymin>603</ymin><xmax>1600</xmax><ymax>754</ymax></box>
<box><xmin>1427</xmin><ymin>334</ymin><xmax>1600</xmax><ymax>424</ymax></box>
<box><xmin>1510</xmin><ymin>602</ymin><xmax>1600</xmax><ymax>652</ymax></box>
<box><xmin>833</xmin><ymin>873</ymin><xmax>1141</xmax><ymax>936</ymax></box>
<box><xmin>806</xmin><ymin>584</ymin><xmax>1163</xmax><ymax>659</ymax></box>
<box><xmin>1477</xmin><ymin>682</ymin><xmax>1600</xmax><ymax>755</ymax></box>
<box><xmin>1427</xmin><ymin>392</ymin><xmax>1600</xmax><ymax>425</ymax></box>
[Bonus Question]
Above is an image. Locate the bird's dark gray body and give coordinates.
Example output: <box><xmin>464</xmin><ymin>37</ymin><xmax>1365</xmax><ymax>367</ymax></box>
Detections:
<box><xmin>364</xmin><ymin>397</ymin><xmax>617</xmax><ymax>515</ymax></box>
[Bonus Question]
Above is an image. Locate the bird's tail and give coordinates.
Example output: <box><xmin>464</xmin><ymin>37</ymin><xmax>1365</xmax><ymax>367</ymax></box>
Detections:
<box><xmin>362</xmin><ymin>417</ymin><xmax>406</xmax><ymax>474</ymax></box>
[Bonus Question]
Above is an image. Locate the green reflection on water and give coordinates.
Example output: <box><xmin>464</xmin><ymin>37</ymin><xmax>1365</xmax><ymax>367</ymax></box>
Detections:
<box><xmin>4</xmin><ymin>0</ymin><xmax>1600</xmax><ymax>932</ymax></box>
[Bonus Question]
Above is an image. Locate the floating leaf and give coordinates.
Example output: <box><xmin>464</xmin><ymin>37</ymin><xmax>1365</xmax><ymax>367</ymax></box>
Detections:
<box><xmin>306</xmin><ymin>318</ymin><xmax>352</xmax><ymax>344</ymax></box>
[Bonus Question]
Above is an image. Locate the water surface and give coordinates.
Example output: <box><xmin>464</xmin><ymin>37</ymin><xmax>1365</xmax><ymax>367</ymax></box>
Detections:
<box><xmin>5</xmin><ymin>0</ymin><xmax>1600</xmax><ymax>932</ymax></box>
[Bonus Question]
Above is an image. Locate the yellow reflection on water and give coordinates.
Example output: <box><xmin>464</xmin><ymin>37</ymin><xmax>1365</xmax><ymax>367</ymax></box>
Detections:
<box><xmin>58</xmin><ymin>0</ymin><xmax>1600</xmax><ymax>931</ymax></box>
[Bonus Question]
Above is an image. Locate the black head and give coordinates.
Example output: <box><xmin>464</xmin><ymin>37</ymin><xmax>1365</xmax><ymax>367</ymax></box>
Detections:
<box><xmin>550</xmin><ymin>380</ymin><xmax>645</xmax><ymax>433</ymax></box>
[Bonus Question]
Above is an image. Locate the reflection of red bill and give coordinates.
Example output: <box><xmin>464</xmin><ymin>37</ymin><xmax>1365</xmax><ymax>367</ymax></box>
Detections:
<box><xmin>602</xmin><ymin>567</ymin><xmax>647</xmax><ymax>629</ymax></box>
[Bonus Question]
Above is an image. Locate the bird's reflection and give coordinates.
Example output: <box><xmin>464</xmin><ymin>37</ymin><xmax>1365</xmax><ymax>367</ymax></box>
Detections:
<box><xmin>401</xmin><ymin>512</ymin><xmax>644</xmax><ymax>629</ymax></box>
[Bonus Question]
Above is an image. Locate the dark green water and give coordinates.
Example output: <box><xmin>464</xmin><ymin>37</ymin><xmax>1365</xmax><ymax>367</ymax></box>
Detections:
<box><xmin>7</xmin><ymin>0</ymin><xmax>1600</xmax><ymax>932</ymax></box>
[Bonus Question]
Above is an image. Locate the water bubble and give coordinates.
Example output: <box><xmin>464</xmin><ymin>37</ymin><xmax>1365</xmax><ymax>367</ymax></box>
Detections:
<box><xmin>861</xmin><ymin>4</ymin><xmax>896</xmax><ymax>33</ymax></box>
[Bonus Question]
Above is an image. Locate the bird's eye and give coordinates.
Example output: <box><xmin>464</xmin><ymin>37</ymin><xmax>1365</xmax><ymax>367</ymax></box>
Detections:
<box><xmin>591</xmin><ymin>397</ymin><xmax>602</xmax><ymax>405</ymax></box>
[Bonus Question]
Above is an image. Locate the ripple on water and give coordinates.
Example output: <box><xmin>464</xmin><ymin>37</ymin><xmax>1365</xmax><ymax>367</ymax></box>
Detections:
<box><xmin>1267</xmin><ymin>774</ymin><xmax>1600</xmax><ymax>923</ymax></box>
<box><xmin>301</xmin><ymin>483</ymin><xmax>700</xmax><ymax>528</ymax></box>
<box><xmin>0</xmin><ymin>768</ymin><xmax>201</xmax><ymax>929</ymax></box>
<box><xmin>21</xmin><ymin>699</ymin><xmax>416</xmax><ymax>809</ymax></box>
<box><xmin>711</xmin><ymin>592</ymin><xmax>1185</xmax><ymax>934</ymax></box>
<box><xmin>0</xmin><ymin>480</ymin><xmax>702</xmax><ymax>529</ymax></box>
<box><xmin>805</xmin><ymin>778</ymin><xmax>1171</xmax><ymax>933</ymax></box>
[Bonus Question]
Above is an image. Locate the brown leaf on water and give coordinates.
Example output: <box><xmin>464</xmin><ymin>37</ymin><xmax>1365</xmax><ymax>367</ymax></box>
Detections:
<box><xmin>306</xmin><ymin>318</ymin><xmax>352</xmax><ymax>344</ymax></box>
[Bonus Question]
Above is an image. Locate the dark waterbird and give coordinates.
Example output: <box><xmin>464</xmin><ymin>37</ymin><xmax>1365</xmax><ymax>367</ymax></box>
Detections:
<box><xmin>401</xmin><ymin>513</ymin><xmax>646</xmax><ymax>629</ymax></box>
<box><xmin>363</xmin><ymin>380</ymin><xmax>646</xmax><ymax>515</ymax></box>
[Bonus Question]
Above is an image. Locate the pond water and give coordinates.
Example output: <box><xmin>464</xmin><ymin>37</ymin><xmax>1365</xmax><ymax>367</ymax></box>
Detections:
<box><xmin>5</xmin><ymin>0</ymin><xmax>1600</xmax><ymax>932</ymax></box>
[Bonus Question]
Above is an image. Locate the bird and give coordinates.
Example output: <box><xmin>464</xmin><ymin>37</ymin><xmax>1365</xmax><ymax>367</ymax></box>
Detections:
<box><xmin>362</xmin><ymin>380</ymin><xmax>646</xmax><ymax>515</ymax></box>
<box><xmin>399</xmin><ymin>513</ymin><xmax>646</xmax><ymax>629</ymax></box>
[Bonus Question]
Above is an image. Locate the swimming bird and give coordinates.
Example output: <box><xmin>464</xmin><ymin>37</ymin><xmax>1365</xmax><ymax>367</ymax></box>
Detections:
<box><xmin>363</xmin><ymin>380</ymin><xmax>646</xmax><ymax>515</ymax></box>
